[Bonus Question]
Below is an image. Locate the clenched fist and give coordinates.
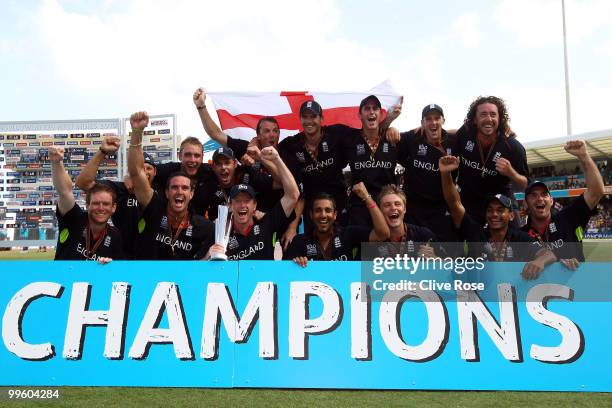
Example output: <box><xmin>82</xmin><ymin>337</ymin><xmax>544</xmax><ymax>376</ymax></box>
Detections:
<box><xmin>48</xmin><ymin>147</ymin><xmax>65</xmax><ymax>163</ymax></box>
<box><xmin>495</xmin><ymin>157</ymin><xmax>515</xmax><ymax>177</ymax></box>
<box><xmin>352</xmin><ymin>181</ymin><xmax>370</xmax><ymax>201</ymax></box>
<box><xmin>101</xmin><ymin>136</ymin><xmax>120</xmax><ymax>154</ymax></box>
<box><xmin>260</xmin><ymin>146</ymin><xmax>279</xmax><ymax>162</ymax></box>
<box><xmin>130</xmin><ymin>111</ymin><xmax>149</xmax><ymax>131</ymax></box>
<box><xmin>564</xmin><ymin>140</ymin><xmax>587</xmax><ymax>158</ymax></box>
<box><xmin>193</xmin><ymin>87</ymin><xmax>206</xmax><ymax>109</ymax></box>
<box><xmin>439</xmin><ymin>155</ymin><xmax>460</xmax><ymax>173</ymax></box>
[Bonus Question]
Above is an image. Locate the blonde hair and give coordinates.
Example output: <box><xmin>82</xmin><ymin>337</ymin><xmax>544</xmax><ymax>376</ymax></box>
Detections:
<box><xmin>377</xmin><ymin>184</ymin><xmax>406</xmax><ymax>207</ymax></box>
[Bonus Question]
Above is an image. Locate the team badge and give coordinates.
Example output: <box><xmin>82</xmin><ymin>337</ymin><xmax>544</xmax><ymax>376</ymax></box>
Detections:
<box><xmin>506</xmin><ymin>246</ymin><xmax>514</xmax><ymax>259</ymax></box>
<box><xmin>417</xmin><ymin>144</ymin><xmax>427</xmax><ymax>156</ymax></box>
<box><xmin>466</xmin><ymin>141</ymin><xmax>475</xmax><ymax>152</ymax></box>
<box><xmin>296</xmin><ymin>152</ymin><xmax>306</xmax><ymax>163</ymax></box>
<box><xmin>383</xmin><ymin>143</ymin><xmax>389</xmax><ymax>153</ymax></box>
<box><xmin>253</xmin><ymin>225</ymin><xmax>260</xmax><ymax>235</ymax></box>
<box><xmin>356</xmin><ymin>144</ymin><xmax>366</xmax><ymax>156</ymax></box>
<box><xmin>242</xmin><ymin>173</ymin><xmax>250</xmax><ymax>184</ymax></box>
<box><xmin>306</xmin><ymin>244</ymin><xmax>318</xmax><ymax>256</ymax></box>
<box><xmin>407</xmin><ymin>240</ymin><xmax>414</xmax><ymax>253</ymax></box>
<box><xmin>549</xmin><ymin>223</ymin><xmax>557</xmax><ymax>233</ymax></box>
<box><xmin>322</xmin><ymin>141</ymin><xmax>329</xmax><ymax>152</ymax></box>
<box><xmin>160</xmin><ymin>216</ymin><xmax>168</xmax><ymax>229</ymax></box>
<box><xmin>228</xmin><ymin>236</ymin><xmax>239</xmax><ymax>250</ymax></box>
<box><xmin>334</xmin><ymin>236</ymin><xmax>342</xmax><ymax>249</ymax></box>
<box><xmin>104</xmin><ymin>236</ymin><xmax>111</xmax><ymax>247</ymax></box>
<box><xmin>186</xmin><ymin>225</ymin><xmax>193</xmax><ymax>237</ymax></box>
<box><xmin>215</xmin><ymin>190</ymin><xmax>225</xmax><ymax>199</ymax></box>
<box><xmin>492</xmin><ymin>152</ymin><xmax>502</xmax><ymax>162</ymax></box>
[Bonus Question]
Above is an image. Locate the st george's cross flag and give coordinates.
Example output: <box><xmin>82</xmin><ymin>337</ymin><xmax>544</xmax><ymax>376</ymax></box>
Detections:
<box><xmin>207</xmin><ymin>80</ymin><xmax>402</xmax><ymax>142</ymax></box>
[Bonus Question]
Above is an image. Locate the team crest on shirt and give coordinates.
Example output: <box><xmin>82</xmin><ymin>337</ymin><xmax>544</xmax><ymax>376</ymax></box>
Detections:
<box><xmin>407</xmin><ymin>240</ymin><xmax>414</xmax><ymax>253</ymax></box>
<box><xmin>215</xmin><ymin>190</ymin><xmax>225</xmax><ymax>200</ymax></box>
<box><xmin>321</xmin><ymin>141</ymin><xmax>329</xmax><ymax>152</ymax></box>
<box><xmin>228</xmin><ymin>236</ymin><xmax>239</xmax><ymax>250</ymax></box>
<box><xmin>161</xmin><ymin>216</ymin><xmax>168</xmax><ymax>229</ymax></box>
<box><xmin>466</xmin><ymin>141</ymin><xmax>475</xmax><ymax>152</ymax></box>
<box><xmin>492</xmin><ymin>152</ymin><xmax>502</xmax><ymax>162</ymax></box>
<box><xmin>549</xmin><ymin>223</ymin><xmax>557</xmax><ymax>233</ymax></box>
<box><xmin>104</xmin><ymin>236</ymin><xmax>111</xmax><ymax>247</ymax></box>
<box><xmin>296</xmin><ymin>152</ymin><xmax>306</xmax><ymax>163</ymax></box>
<box><xmin>334</xmin><ymin>236</ymin><xmax>342</xmax><ymax>249</ymax></box>
<box><xmin>253</xmin><ymin>225</ymin><xmax>260</xmax><ymax>235</ymax></box>
<box><xmin>417</xmin><ymin>144</ymin><xmax>427</xmax><ymax>156</ymax></box>
<box><xmin>356</xmin><ymin>144</ymin><xmax>366</xmax><ymax>156</ymax></box>
<box><xmin>506</xmin><ymin>246</ymin><xmax>514</xmax><ymax>259</ymax></box>
<box><xmin>186</xmin><ymin>225</ymin><xmax>193</xmax><ymax>237</ymax></box>
<box><xmin>306</xmin><ymin>244</ymin><xmax>318</xmax><ymax>256</ymax></box>
<box><xmin>242</xmin><ymin>173</ymin><xmax>250</xmax><ymax>184</ymax></box>
<box><xmin>253</xmin><ymin>161</ymin><xmax>261</xmax><ymax>171</ymax></box>
<box><xmin>383</xmin><ymin>143</ymin><xmax>389</xmax><ymax>153</ymax></box>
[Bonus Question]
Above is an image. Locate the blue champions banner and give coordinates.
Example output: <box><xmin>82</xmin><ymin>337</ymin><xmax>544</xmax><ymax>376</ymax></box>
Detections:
<box><xmin>0</xmin><ymin>261</ymin><xmax>611</xmax><ymax>391</ymax></box>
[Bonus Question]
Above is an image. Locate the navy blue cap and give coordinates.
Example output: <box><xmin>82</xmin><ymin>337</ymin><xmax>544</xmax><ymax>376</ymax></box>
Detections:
<box><xmin>143</xmin><ymin>152</ymin><xmax>157</xmax><ymax>167</ymax></box>
<box><xmin>486</xmin><ymin>194</ymin><xmax>513</xmax><ymax>210</ymax></box>
<box><xmin>422</xmin><ymin>103</ymin><xmax>444</xmax><ymax>118</ymax></box>
<box><xmin>213</xmin><ymin>147</ymin><xmax>235</xmax><ymax>162</ymax></box>
<box><xmin>229</xmin><ymin>184</ymin><xmax>257</xmax><ymax>199</ymax></box>
<box><xmin>359</xmin><ymin>95</ymin><xmax>382</xmax><ymax>111</ymax></box>
<box><xmin>299</xmin><ymin>100</ymin><xmax>323</xmax><ymax>116</ymax></box>
<box><xmin>525</xmin><ymin>181</ymin><xmax>550</xmax><ymax>196</ymax></box>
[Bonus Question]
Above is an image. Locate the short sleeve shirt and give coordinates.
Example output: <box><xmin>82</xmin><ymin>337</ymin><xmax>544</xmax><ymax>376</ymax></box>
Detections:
<box><xmin>278</xmin><ymin>124</ymin><xmax>353</xmax><ymax>208</ymax></box>
<box><xmin>346</xmin><ymin>131</ymin><xmax>399</xmax><ymax>206</ymax></box>
<box><xmin>97</xmin><ymin>180</ymin><xmax>141</xmax><ymax>258</ymax></box>
<box><xmin>397</xmin><ymin>129</ymin><xmax>458</xmax><ymax>208</ymax></box>
<box><xmin>54</xmin><ymin>203</ymin><xmax>125</xmax><ymax>261</ymax></box>
<box><xmin>522</xmin><ymin>194</ymin><xmax>595</xmax><ymax>261</ymax></box>
<box><xmin>455</xmin><ymin>126</ymin><xmax>529</xmax><ymax>220</ymax></box>
<box><xmin>283</xmin><ymin>226</ymin><xmax>371</xmax><ymax>261</ymax></box>
<box><xmin>226</xmin><ymin>203</ymin><xmax>294</xmax><ymax>260</ymax></box>
<box><xmin>134</xmin><ymin>191</ymin><xmax>215</xmax><ymax>260</ymax></box>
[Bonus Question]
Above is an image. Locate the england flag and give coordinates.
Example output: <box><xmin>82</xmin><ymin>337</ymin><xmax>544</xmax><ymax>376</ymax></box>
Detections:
<box><xmin>207</xmin><ymin>80</ymin><xmax>402</xmax><ymax>141</ymax></box>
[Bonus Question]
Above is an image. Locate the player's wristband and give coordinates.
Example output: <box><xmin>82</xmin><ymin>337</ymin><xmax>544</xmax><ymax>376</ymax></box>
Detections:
<box><xmin>129</xmin><ymin>143</ymin><xmax>142</xmax><ymax>148</ymax></box>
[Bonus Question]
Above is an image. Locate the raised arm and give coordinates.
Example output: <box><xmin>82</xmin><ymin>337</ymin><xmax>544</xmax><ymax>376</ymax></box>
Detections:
<box><xmin>193</xmin><ymin>87</ymin><xmax>228</xmax><ymax>146</ymax></box>
<box><xmin>49</xmin><ymin>147</ymin><xmax>75</xmax><ymax>215</ymax></box>
<box><xmin>75</xmin><ymin>135</ymin><xmax>120</xmax><ymax>191</ymax></box>
<box><xmin>565</xmin><ymin>140</ymin><xmax>605</xmax><ymax>209</ymax></box>
<box><xmin>127</xmin><ymin>111</ymin><xmax>154</xmax><ymax>208</ymax></box>
<box><xmin>259</xmin><ymin>146</ymin><xmax>299</xmax><ymax>217</ymax></box>
<box><xmin>381</xmin><ymin>96</ymin><xmax>403</xmax><ymax>130</ymax></box>
<box><xmin>439</xmin><ymin>155</ymin><xmax>465</xmax><ymax>228</ymax></box>
<box><xmin>352</xmin><ymin>182</ymin><xmax>390</xmax><ymax>241</ymax></box>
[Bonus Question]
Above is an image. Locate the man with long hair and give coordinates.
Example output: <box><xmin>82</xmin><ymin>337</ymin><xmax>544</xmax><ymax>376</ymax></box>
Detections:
<box><xmin>454</xmin><ymin>96</ymin><xmax>529</xmax><ymax>225</ymax></box>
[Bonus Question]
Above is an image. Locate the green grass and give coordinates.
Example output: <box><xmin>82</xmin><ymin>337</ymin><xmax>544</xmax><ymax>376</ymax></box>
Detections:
<box><xmin>3</xmin><ymin>388</ymin><xmax>611</xmax><ymax>408</ymax></box>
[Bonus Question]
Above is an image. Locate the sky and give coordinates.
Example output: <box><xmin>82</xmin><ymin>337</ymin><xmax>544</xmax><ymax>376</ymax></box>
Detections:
<box><xmin>1</xmin><ymin>0</ymin><xmax>611</xmax><ymax>144</ymax></box>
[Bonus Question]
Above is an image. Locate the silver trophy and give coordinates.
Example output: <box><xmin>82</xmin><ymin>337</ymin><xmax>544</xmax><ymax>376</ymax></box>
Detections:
<box><xmin>210</xmin><ymin>205</ymin><xmax>232</xmax><ymax>261</ymax></box>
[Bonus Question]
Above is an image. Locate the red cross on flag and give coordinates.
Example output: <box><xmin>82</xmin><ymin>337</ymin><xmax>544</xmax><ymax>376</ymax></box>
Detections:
<box><xmin>207</xmin><ymin>80</ymin><xmax>402</xmax><ymax>141</ymax></box>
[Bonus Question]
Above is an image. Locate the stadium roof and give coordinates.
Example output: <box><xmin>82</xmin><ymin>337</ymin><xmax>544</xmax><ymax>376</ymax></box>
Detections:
<box><xmin>524</xmin><ymin>129</ymin><xmax>612</xmax><ymax>166</ymax></box>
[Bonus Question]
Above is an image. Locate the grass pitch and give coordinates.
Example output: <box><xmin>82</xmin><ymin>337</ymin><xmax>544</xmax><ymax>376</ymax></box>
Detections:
<box><xmin>2</xmin><ymin>388</ymin><xmax>611</xmax><ymax>407</ymax></box>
